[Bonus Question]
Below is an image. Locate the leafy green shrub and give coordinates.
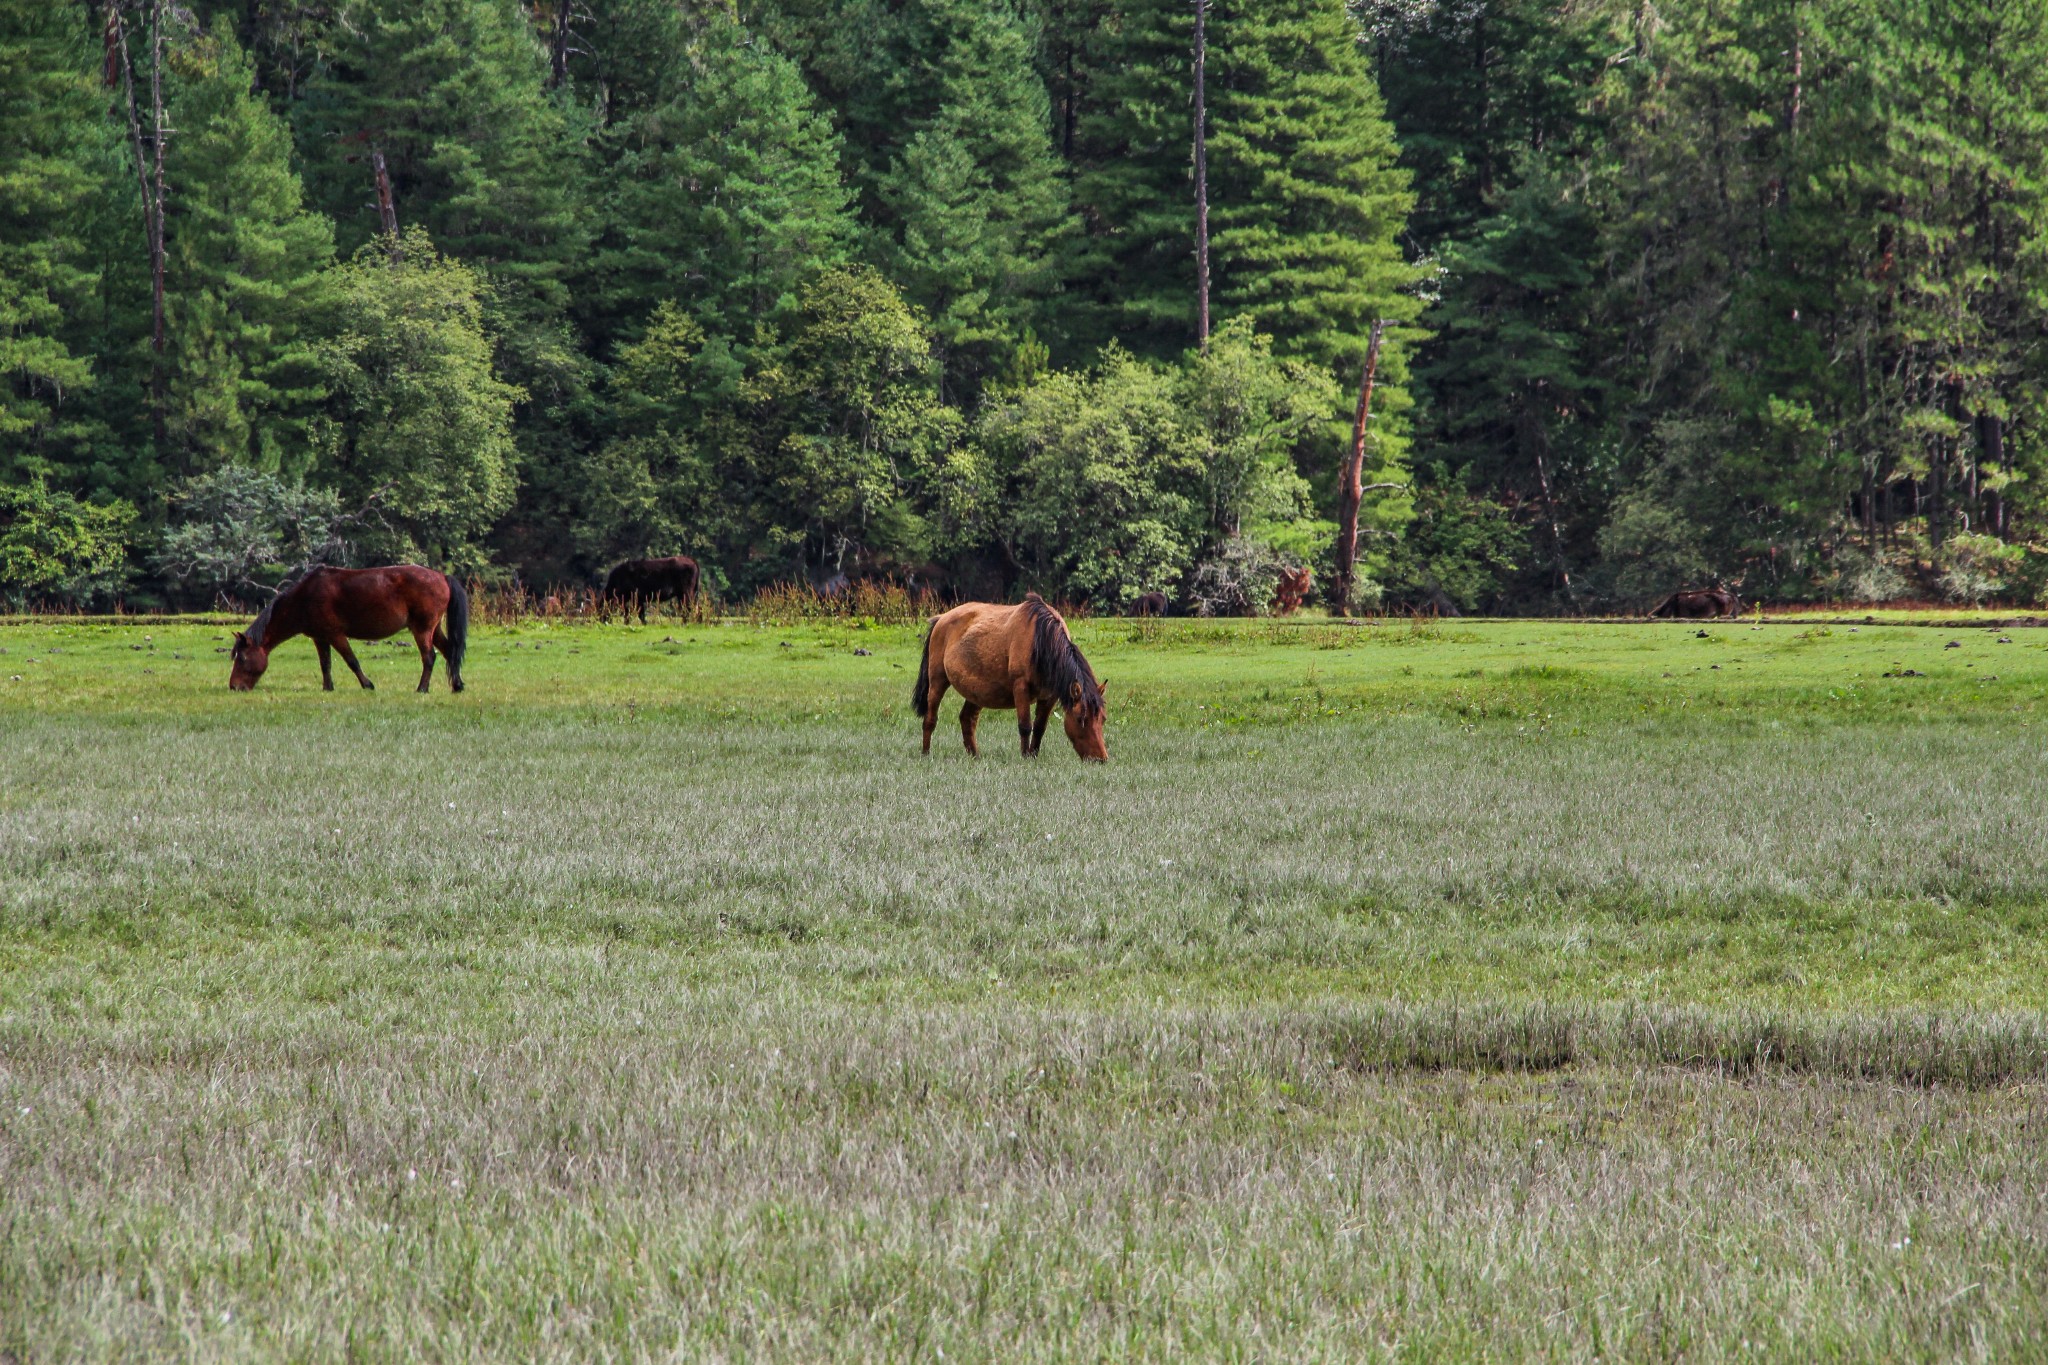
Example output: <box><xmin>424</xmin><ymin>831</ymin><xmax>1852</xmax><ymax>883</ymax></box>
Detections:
<box><xmin>1938</xmin><ymin>533</ymin><xmax>2023</xmax><ymax>606</ymax></box>
<box><xmin>0</xmin><ymin>480</ymin><xmax>136</xmax><ymax>605</ymax></box>
<box><xmin>1384</xmin><ymin>482</ymin><xmax>1524</xmax><ymax>612</ymax></box>
<box><xmin>1831</xmin><ymin>547</ymin><xmax>1912</xmax><ymax>604</ymax></box>
<box><xmin>153</xmin><ymin>467</ymin><xmax>348</xmax><ymax>599</ymax></box>
<box><xmin>1187</xmin><ymin>535</ymin><xmax>1290</xmax><ymax>617</ymax></box>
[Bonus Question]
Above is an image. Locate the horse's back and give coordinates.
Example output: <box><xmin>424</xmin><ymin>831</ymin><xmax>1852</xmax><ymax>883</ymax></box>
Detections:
<box><xmin>928</xmin><ymin>600</ymin><xmax>1032</xmax><ymax>705</ymax></box>
<box><xmin>307</xmin><ymin>565</ymin><xmax>448</xmax><ymax>637</ymax></box>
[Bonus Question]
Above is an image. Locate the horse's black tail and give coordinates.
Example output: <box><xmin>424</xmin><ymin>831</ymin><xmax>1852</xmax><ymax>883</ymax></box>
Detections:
<box><xmin>442</xmin><ymin>572</ymin><xmax>469</xmax><ymax>685</ymax></box>
<box><xmin>912</xmin><ymin>625</ymin><xmax>932</xmax><ymax>716</ymax></box>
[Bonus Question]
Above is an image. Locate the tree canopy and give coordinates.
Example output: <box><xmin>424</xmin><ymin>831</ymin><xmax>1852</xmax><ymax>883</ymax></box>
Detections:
<box><xmin>8</xmin><ymin>0</ymin><xmax>2048</xmax><ymax>611</ymax></box>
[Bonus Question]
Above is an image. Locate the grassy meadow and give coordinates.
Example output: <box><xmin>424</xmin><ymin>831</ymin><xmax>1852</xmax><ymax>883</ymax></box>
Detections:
<box><xmin>4</xmin><ymin>609</ymin><xmax>2048</xmax><ymax>1359</ymax></box>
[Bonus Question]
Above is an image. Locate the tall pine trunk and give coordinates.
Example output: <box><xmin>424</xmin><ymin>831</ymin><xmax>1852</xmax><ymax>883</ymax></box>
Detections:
<box><xmin>1192</xmin><ymin>0</ymin><xmax>1210</xmax><ymax>349</ymax></box>
<box><xmin>1333</xmin><ymin>319</ymin><xmax>1386</xmax><ymax>612</ymax></box>
<box><xmin>109</xmin><ymin>1</ymin><xmax>167</xmax><ymax>448</ymax></box>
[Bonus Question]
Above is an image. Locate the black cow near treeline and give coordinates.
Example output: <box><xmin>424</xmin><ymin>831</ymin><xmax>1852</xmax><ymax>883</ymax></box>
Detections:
<box><xmin>1648</xmin><ymin>587</ymin><xmax>1741</xmax><ymax>619</ymax></box>
<box><xmin>604</xmin><ymin>556</ymin><xmax>699</xmax><ymax>621</ymax></box>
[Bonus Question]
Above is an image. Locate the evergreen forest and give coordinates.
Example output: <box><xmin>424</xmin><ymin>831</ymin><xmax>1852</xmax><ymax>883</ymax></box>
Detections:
<box><xmin>6</xmin><ymin>0</ymin><xmax>2048</xmax><ymax>612</ymax></box>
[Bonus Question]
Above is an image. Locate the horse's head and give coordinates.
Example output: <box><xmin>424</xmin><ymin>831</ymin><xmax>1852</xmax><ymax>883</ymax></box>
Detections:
<box><xmin>228</xmin><ymin>631</ymin><xmax>269</xmax><ymax>690</ymax></box>
<box><xmin>1062</xmin><ymin>679</ymin><xmax>1108</xmax><ymax>761</ymax></box>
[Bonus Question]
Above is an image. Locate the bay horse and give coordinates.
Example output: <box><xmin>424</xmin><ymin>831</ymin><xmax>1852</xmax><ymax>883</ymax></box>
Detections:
<box><xmin>230</xmin><ymin>565</ymin><xmax>468</xmax><ymax>692</ymax></box>
<box><xmin>605</xmin><ymin>555</ymin><xmax>699</xmax><ymax>621</ymax></box>
<box><xmin>913</xmin><ymin>593</ymin><xmax>1107</xmax><ymax>760</ymax></box>
<box><xmin>1129</xmin><ymin>591</ymin><xmax>1169</xmax><ymax>618</ymax></box>
<box><xmin>1649</xmin><ymin>587</ymin><xmax>1740</xmax><ymax>619</ymax></box>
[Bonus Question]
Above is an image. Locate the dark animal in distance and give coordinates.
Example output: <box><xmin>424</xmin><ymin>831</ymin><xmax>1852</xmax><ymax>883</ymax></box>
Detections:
<box><xmin>1273</xmin><ymin>566</ymin><xmax>1314</xmax><ymax>615</ymax></box>
<box><xmin>1649</xmin><ymin>587</ymin><xmax>1740</xmax><ymax>619</ymax></box>
<box><xmin>913</xmin><ymin>593</ymin><xmax>1108</xmax><ymax>760</ymax></box>
<box><xmin>605</xmin><ymin>556</ymin><xmax>699</xmax><ymax>621</ymax></box>
<box><xmin>1129</xmin><ymin>591</ymin><xmax>1169</xmax><ymax>617</ymax></box>
<box><xmin>230</xmin><ymin>565</ymin><xmax>467</xmax><ymax>693</ymax></box>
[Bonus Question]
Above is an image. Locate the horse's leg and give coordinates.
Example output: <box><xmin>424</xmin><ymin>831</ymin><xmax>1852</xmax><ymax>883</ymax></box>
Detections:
<box><xmin>316</xmin><ymin>640</ymin><xmax>335</xmax><ymax>691</ymax></box>
<box><xmin>1029</xmin><ymin>698</ymin><xmax>1054</xmax><ymax>755</ymax></box>
<box><xmin>334</xmin><ymin>639</ymin><xmax>374</xmax><ymax>690</ymax></box>
<box><xmin>413</xmin><ymin>626</ymin><xmax>437</xmax><ymax>692</ymax></box>
<box><xmin>921</xmin><ymin>675</ymin><xmax>948</xmax><ymax>754</ymax></box>
<box><xmin>959</xmin><ymin>703</ymin><xmax>982</xmax><ymax>756</ymax></box>
<box><xmin>1014</xmin><ymin>682</ymin><xmax>1035</xmax><ymax>756</ymax></box>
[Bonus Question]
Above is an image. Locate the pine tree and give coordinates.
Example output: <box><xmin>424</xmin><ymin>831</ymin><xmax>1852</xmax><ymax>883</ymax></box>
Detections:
<box><xmin>595</xmin><ymin>19</ymin><xmax>854</xmax><ymax>347</ymax></box>
<box><xmin>294</xmin><ymin>0</ymin><xmax>595</xmax><ymax>573</ymax></box>
<box><xmin>1420</xmin><ymin>162</ymin><xmax>1606</xmax><ymax>590</ymax></box>
<box><xmin>294</xmin><ymin>0</ymin><xmax>588</xmax><ymax>304</ymax></box>
<box><xmin>160</xmin><ymin>18</ymin><xmax>334</xmax><ymax>480</ymax></box>
<box><xmin>0</xmin><ymin>0</ymin><xmax>115</xmax><ymax>487</ymax></box>
<box><xmin>1073</xmin><ymin>0</ymin><xmax>1420</xmax><ymax>372</ymax></box>
<box><xmin>869</xmin><ymin>2</ymin><xmax>1074</xmax><ymax>394</ymax></box>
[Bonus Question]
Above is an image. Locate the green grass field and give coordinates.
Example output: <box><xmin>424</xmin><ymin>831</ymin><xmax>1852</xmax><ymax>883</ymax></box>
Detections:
<box><xmin>4</xmin><ymin>612</ymin><xmax>2047</xmax><ymax>1359</ymax></box>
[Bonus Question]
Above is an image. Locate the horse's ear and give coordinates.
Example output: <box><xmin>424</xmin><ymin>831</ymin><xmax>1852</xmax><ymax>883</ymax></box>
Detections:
<box><xmin>1097</xmin><ymin>678</ymin><xmax>1109</xmax><ymax>693</ymax></box>
<box><xmin>1067</xmin><ymin>682</ymin><xmax>1082</xmax><ymax>704</ymax></box>
<box><xmin>232</xmin><ymin>631</ymin><xmax>246</xmax><ymax>646</ymax></box>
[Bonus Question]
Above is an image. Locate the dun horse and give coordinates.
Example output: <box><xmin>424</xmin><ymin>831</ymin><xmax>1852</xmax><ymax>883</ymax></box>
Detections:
<box><xmin>913</xmin><ymin>593</ymin><xmax>1107</xmax><ymax>760</ymax></box>
<box><xmin>230</xmin><ymin>565</ymin><xmax>468</xmax><ymax>692</ymax></box>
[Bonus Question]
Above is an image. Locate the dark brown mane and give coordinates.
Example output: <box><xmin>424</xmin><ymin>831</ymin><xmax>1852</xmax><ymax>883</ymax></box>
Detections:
<box><xmin>245</xmin><ymin>565</ymin><xmax>325</xmax><ymax>646</ymax></box>
<box><xmin>1024</xmin><ymin>593</ymin><xmax>1103</xmax><ymax>718</ymax></box>
<box><xmin>245</xmin><ymin>591</ymin><xmax>283</xmax><ymax>646</ymax></box>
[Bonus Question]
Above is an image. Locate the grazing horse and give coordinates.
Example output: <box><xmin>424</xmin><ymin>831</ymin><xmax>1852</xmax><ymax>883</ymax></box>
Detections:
<box><xmin>605</xmin><ymin>555</ymin><xmax>699</xmax><ymax>621</ymax></box>
<box><xmin>913</xmin><ymin>593</ymin><xmax>1107</xmax><ymax>760</ymax></box>
<box><xmin>1129</xmin><ymin>591</ymin><xmax>1169</xmax><ymax>618</ymax></box>
<box><xmin>1273</xmin><ymin>566</ymin><xmax>1314</xmax><ymax>615</ymax></box>
<box><xmin>230</xmin><ymin>565</ymin><xmax>467</xmax><ymax>692</ymax></box>
<box><xmin>1649</xmin><ymin>587</ymin><xmax>1740</xmax><ymax>619</ymax></box>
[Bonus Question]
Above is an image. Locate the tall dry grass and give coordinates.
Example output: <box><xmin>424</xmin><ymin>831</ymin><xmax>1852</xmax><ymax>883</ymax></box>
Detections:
<box><xmin>745</xmin><ymin>579</ymin><xmax>946</xmax><ymax>624</ymax></box>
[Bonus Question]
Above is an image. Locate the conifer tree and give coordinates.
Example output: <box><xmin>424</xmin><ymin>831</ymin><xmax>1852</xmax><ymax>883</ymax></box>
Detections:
<box><xmin>161</xmin><ymin>18</ymin><xmax>334</xmax><ymax>480</ymax></box>
<box><xmin>869</xmin><ymin>2</ymin><xmax>1074</xmax><ymax>394</ymax></box>
<box><xmin>595</xmin><ymin>19</ymin><xmax>854</xmax><ymax>348</ymax></box>
<box><xmin>1072</xmin><ymin>0</ymin><xmax>1420</xmax><ymax>372</ymax></box>
<box><xmin>0</xmin><ymin>0</ymin><xmax>115</xmax><ymax>487</ymax></box>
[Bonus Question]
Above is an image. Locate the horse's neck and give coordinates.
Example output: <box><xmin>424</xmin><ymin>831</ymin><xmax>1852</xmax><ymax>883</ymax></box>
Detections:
<box><xmin>258</xmin><ymin>594</ymin><xmax>303</xmax><ymax>648</ymax></box>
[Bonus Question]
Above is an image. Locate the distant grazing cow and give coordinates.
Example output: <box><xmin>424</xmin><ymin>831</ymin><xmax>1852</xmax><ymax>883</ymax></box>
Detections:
<box><xmin>1129</xmin><ymin>591</ymin><xmax>1169</xmax><ymax>618</ymax></box>
<box><xmin>1273</xmin><ymin>566</ymin><xmax>1313</xmax><ymax>615</ymax></box>
<box><xmin>1649</xmin><ymin>587</ymin><xmax>1740</xmax><ymax>619</ymax></box>
<box><xmin>605</xmin><ymin>555</ymin><xmax>700</xmax><ymax>621</ymax></box>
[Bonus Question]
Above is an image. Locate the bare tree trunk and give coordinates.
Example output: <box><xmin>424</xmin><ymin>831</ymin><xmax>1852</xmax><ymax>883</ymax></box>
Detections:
<box><xmin>100</xmin><ymin>1</ymin><xmax>121</xmax><ymax>87</ymax></box>
<box><xmin>1192</xmin><ymin>0</ymin><xmax>1211</xmax><ymax>350</ymax></box>
<box><xmin>1061</xmin><ymin>36</ymin><xmax>1077</xmax><ymax>160</ymax></box>
<box><xmin>372</xmin><ymin>149</ymin><xmax>401</xmax><ymax>258</ymax></box>
<box><xmin>549</xmin><ymin>1</ymin><xmax>570</xmax><ymax>88</ymax></box>
<box><xmin>1333</xmin><ymin>319</ymin><xmax>1387</xmax><ymax>612</ymax></box>
<box><xmin>109</xmin><ymin>2</ymin><xmax>167</xmax><ymax>447</ymax></box>
<box><xmin>147</xmin><ymin>0</ymin><xmax>167</xmax><ymax>445</ymax></box>
<box><xmin>1861</xmin><ymin>460</ymin><xmax>1876</xmax><ymax>556</ymax></box>
<box><xmin>1980</xmin><ymin>411</ymin><xmax>2005</xmax><ymax>536</ymax></box>
<box><xmin>1788</xmin><ymin>27</ymin><xmax>1802</xmax><ymax>135</ymax></box>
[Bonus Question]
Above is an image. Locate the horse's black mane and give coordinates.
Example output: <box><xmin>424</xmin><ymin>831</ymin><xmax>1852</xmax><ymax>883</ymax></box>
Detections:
<box><xmin>245</xmin><ymin>564</ymin><xmax>323</xmax><ymax>644</ymax></box>
<box><xmin>245</xmin><ymin>595</ymin><xmax>278</xmax><ymax>645</ymax></box>
<box><xmin>1024</xmin><ymin>593</ymin><xmax>1103</xmax><ymax>717</ymax></box>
